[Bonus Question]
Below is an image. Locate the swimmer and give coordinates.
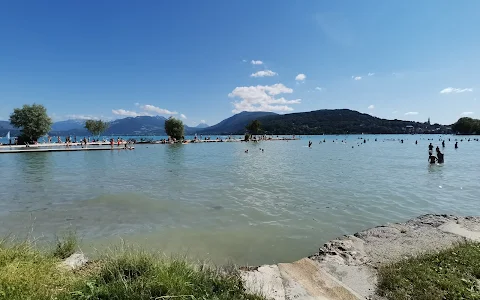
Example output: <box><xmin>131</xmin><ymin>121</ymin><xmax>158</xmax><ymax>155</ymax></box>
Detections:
<box><xmin>436</xmin><ymin>149</ymin><xmax>444</xmax><ymax>164</ymax></box>
<box><xmin>428</xmin><ymin>153</ymin><xmax>438</xmax><ymax>164</ymax></box>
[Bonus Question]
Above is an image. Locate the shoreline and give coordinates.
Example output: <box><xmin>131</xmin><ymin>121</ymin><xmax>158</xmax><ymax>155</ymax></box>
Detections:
<box><xmin>0</xmin><ymin>137</ymin><xmax>300</xmax><ymax>153</ymax></box>
<box><xmin>241</xmin><ymin>214</ymin><xmax>480</xmax><ymax>300</ymax></box>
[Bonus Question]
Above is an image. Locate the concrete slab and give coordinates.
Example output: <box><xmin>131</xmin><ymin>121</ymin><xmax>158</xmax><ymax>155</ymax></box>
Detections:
<box><xmin>439</xmin><ymin>221</ymin><xmax>480</xmax><ymax>241</ymax></box>
<box><xmin>278</xmin><ymin>258</ymin><xmax>361</xmax><ymax>300</ymax></box>
<box><xmin>241</xmin><ymin>265</ymin><xmax>286</xmax><ymax>300</ymax></box>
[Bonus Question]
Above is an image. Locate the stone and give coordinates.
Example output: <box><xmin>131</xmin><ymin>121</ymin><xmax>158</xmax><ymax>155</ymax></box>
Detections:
<box><xmin>60</xmin><ymin>252</ymin><xmax>89</xmax><ymax>270</ymax></box>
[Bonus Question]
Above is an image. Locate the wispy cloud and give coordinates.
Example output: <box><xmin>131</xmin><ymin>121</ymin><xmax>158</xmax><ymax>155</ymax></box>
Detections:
<box><xmin>392</xmin><ymin>110</ymin><xmax>398</xmax><ymax>114</ymax></box>
<box><xmin>440</xmin><ymin>87</ymin><xmax>473</xmax><ymax>94</ymax></box>
<box><xmin>229</xmin><ymin>83</ymin><xmax>301</xmax><ymax>113</ymax></box>
<box><xmin>368</xmin><ymin>105</ymin><xmax>374</xmax><ymax>110</ymax></box>
<box><xmin>352</xmin><ymin>76</ymin><xmax>362</xmax><ymax>80</ymax></box>
<box><xmin>461</xmin><ymin>111</ymin><xmax>474</xmax><ymax>116</ymax></box>
<box><xmin>200</xmin><ymin>120</ymin><xmax>206</xmax><ymax>124</ymax></box>
<box><xmin>180</xmin><ymin>114</ymin><xmax>187</xmax><ymax>119</ymax></box>
<box><xmin>65</xmin><ymin>114</ymin><xmax>106</xmax><ymax>120</ymax></box>
<box><xmin>315</xmin><ymin>87</ymin><xmax>323</xmax><ymax>91</ymax></box>
<box><xmin>251</xmin><ymin>60</ymin><xmax>263</xmax><ymax>65</ymax></box>
<box><xmin>112</xmin><ymin>109</ymin><xmax>145</xmax><ymax>117</ymax></box>
<box><xmin>134</xmin><ymin>102</ymin><xmax>140</xmax><ymax>106</ymax></box>
<box><xmin>405</xmin><ymin>111</ymin><xmax>419</xmax><ymax>115</ymax></box>
<box><xmin>242</xmin><ymin>59</ymin><xmax>247</xmax><ymax>63</ymax></box>
<box><xmin>295</xmin><ymin>73</ymin><xmax>306</xmax><ymax>81</ymax></box>
<box><xmin>140</xmin><ymin>104</ymin><xmax>177</xmax><ymax>115</ymax></box>
<box><xmin>250</xmin><ymin>70</ymin><xmax>277</xmax><ymax>78</ymax></box>
<box><xmin>368</xmin><ymin>72</ymin><xmax>375</xmax><ymax>76</ymax></box>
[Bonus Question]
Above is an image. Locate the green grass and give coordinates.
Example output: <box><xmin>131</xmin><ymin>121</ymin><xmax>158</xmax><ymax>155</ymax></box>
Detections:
<box><xmin>377</xmin><ymin>242</ymin><xmax>480</xmax><ymax>300</ymax></box>
<box><xmin>0</xmin><ymin>240</ymin><xmax>264</xmax><ymax>300</ymax></box>
<box><xmin>52</xmin><ymin>232</ymin><xmax>78</xmax><ymax>259</ymax></box>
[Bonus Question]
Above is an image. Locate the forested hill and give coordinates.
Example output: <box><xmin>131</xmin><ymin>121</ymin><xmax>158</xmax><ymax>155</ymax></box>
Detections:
<box><xmin>256</xmin><ymin>109</ymin><xmax>450</xmax><ymax>135</ymax></box>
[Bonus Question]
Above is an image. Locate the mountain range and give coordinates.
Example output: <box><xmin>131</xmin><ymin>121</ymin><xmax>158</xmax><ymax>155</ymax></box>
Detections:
<box><xmin>0</xmin><ymin>109</ymin><xmax>451</xmax><ymax>138</ymax></box>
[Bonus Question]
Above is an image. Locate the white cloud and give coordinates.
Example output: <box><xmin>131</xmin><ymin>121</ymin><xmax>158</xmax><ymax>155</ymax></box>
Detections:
<box><xmin>180</xmin><ymin>114</ymin><xmax>187</xmax><ymax>119</ymax></box>
<box><xmin>368</xmin><ymin>105</ymin><xmax>374</xmax><ymax>110</ymax></box>
<box><xmin>251</xmin><ymin>60</ymin><xmax>263</xmax><ymax>65</ymax></box>
<box><xmin>229</xmin><ymin>83</ymin><xmax>301</xmax><ymax>113</ymax></box>
<box><xmin>112</xmin><ymin>109</ymin><xmax>145</xmax><ymax>117</ymax></box>
<box><xmin>353</xmin><ymin>76</ymin><xmax>362</xmax><ymax>80</ymax></box>
<box><xmin>461</xmin><ymin>111</ymin><xmax>474</xmax><ymax>116</ymax></box>
<box><xmin>140</xmin><ymin>104</ymin><xmax>177</xmax><ymax>115</ymax></box>
<box><xmin>315</xmin><ymin>87</ymin><xmax>323</xmax><ymax>91</ymax></box>
<box><xmin>295</xmin><ymin>73</ymin><xmax>306</xmax><ymax>81</ymax></box>
<box><xmin>250</xmin><ymin>70</ymin><xmax>277</xmax><ymax>77</ymax></box>
<box><xmin>440</xmin><ymin>87</ymin><xmax>473</xmax><ymax>94</ymax></box>
<box><xmin>200</xmin><ymin>120</ymin><xmax>206</xmax><ymax>124</ymax></box>
<box><xmin>134</xmin><ymin>102</ymin><xmax>140</xmax><ymax>106</ymax></box>
<box><xmin>242</xmin><ymin>59</ymin><xmax>247</xmax><ymax>63</ymax></box>
<box><xmin>65</xmin><ymin>114</ymin><xmax>100</xmax><ymax>120</ymax></box>
<box><xmin>368</xmin><ymin>72</ymin><xmax>375</xmax><ymax>76</ymax></box>
<box><xmin>404</xmin><ymin>112</ymin><xmax>419</xmax><ymax>115</ymax></box>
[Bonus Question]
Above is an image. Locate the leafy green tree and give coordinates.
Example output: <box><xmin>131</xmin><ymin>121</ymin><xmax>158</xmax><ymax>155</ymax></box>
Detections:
<box><xmin>165</xmin><ymin>117</ymin><xmax>184</xmax><ymax>140</ymax></box>
<box><xmin>9</xmin><ymin>104</ymin><xmax>53</xmax><ymax>142</ymax></box>
<box><xmin>85</xmin><ymin>119</ymin><xmax>109</xmax><ymax>137</ymax></box>
<box><xmin>452</xmin><ymin>117</ymin><xmax>480</xmax><ymax>134</ymax></box>
<box><xmin>246</xmin><ymin>120</ymin><xmax>261</xmax><ymax>135</ymax></box>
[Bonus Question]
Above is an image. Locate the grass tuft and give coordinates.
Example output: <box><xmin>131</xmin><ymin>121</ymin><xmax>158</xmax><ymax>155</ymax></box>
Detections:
<box><xmin>0</xmin><ymin>239</ymin><xmax>264</xmax><ymax>300</ymax></box>
<box><xmin>52</xmin><ymin>232</ymin><xmax>78</xmax><ymax>259</ymax></box>
<box><xmin>377</xmin><ymin>241</ymin><xmax>480</xmax><ymax>300</ymax></box>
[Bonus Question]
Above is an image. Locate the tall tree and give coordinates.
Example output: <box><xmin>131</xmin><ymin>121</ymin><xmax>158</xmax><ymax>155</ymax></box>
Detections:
<box><xmin>85</xmin><ymin>120</ymin><xmax>109</xmax><ymax>136</ymax></box>
<box><xmin>246</xmin><ymin>119</ymin><xmax>261</xmax><ymax>135</ymax></box>
<box><xmin>9</xmin><ymin>104</ymin><xmax>53</xmax><ymax>142</ymax></box>
<box><xmin>452</xmin><ymin>117</ymin><xmax>480</xmax><ymax>134</ymax></box>
<box><xmin>164</xmin><ymin>117</ymin><xmax>184</xmax><ymax>140</ymax></box>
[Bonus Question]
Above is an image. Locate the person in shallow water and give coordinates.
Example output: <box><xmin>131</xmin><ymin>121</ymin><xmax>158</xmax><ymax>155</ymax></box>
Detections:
<box><xmin>428</xmin><ymin>143</ymin><xmax>434</xmax><ymax>152</ymax></box>
<box><xmin>428</xmin><ymin>153</ymin><xmax>438</xmax><ymax>164</ymax></box>
<box><xmin>442</xmin><ymin>140</ymin><xmax>445</xmax><ymax>148</ymax></box>
<box><xmin>455</xmin><ymin>142</ymin><xmax>458</xmax><ymax>149</ymax></box>
<box><xmin>308</xmin><ymin>141</ymin><xmax>312</xmax><ymax>148</ymax></box>
<box><xmin>436</xmin><ymin>148</ymin><xmax>444</xmax><ymax>164</ymax></box>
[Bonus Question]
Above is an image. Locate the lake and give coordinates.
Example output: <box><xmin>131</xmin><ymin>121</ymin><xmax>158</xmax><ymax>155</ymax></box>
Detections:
<box><xmin>0</xmin><ymin>134</ymin><xmax>478</xmax><ymax>266</ymax></box>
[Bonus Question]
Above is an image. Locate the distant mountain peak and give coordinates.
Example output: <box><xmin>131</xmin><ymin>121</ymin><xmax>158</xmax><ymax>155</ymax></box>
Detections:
<box><xmin>196</xmin><ymin>123</ymin><xmax>209</xmax><ymax>128</ymax></box>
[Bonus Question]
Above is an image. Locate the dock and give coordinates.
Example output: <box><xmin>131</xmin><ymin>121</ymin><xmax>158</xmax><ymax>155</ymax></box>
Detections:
<box><xmin>0</xmin><ymin>146</ymin><xmax>134</xmax><ymax>154</ymax></box>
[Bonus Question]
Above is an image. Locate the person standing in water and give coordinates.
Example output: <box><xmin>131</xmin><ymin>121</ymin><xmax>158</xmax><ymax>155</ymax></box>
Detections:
<box><xmin>455</xmin><ymin>142</ymin><xmax>458</xmax><ymax>149</ymax></box>
<box><xmin>429</xmin><ymin>152</ymin><xmax>438</xmax><ymax>164</ymax></box>
<box><xmin>428</xmin><ymin>143</ymin><xmax>434</xmax><ymax>152</ymax></box>
<box><xmin>308</xmin><ymin>141</ymin><xmax>312</xmax><ymax>148</ymax></box>
<box><xmin>442</xmin><ymin>140</ymin><xmax>445</xmax><ymax>148</ymax></box>
<box><xmin>436</xmin><ymin>148</ymin><xmax>444</xmax><ymax>164</ymax></box>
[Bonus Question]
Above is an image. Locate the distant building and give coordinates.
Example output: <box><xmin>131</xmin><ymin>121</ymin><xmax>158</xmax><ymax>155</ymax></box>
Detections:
<box><xmin>405</xmin><ymin>125</ymin><xmax>414</xmax><ymax>133</ymax></box>
<box><xmin>427</xmin><ymin>117</ymin><xmax>431</xmax><ymax>126</ymax></box>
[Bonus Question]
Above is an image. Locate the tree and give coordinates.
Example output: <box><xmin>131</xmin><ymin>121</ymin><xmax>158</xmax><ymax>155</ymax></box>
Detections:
<box><xmin>85</xmin><ymin>120</ymin><xmax>109</xmax><ymax>136</ymax></box>
<box><xmin>246</xmin><ymin>119</ymin><xmax>261</xmax><ymax>135</ymax></box>
<box><xmin>452</xmin><ymin>117</ymin><xmax>480</xmax><ymax>134</ymax></box>
<box><xmin>9</xmin><ymin>104</ymin><xmax>53</xmax><ymax>142</ymax></box>
<box><xmin>165</xmin><ymin>117</ymin><xmax>184</xmax><ymax>140</ymax></box>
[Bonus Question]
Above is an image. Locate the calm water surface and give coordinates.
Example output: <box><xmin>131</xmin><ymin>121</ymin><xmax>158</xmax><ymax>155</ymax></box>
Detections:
<box><xmin>0</xmin><ymin>134</ymin><xmax>479</xmax><ymax>265</ymax></box>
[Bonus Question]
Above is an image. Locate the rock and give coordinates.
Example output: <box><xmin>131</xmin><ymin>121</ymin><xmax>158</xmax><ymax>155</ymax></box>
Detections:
<box><xmin>60</xmin><ymin>253</ymin><xmax>88</xmax><ymax>270</ymax></box>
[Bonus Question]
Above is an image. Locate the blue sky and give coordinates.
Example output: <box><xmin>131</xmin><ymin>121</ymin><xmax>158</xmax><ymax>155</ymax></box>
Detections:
<box><xmin>1</xmin><ymin>0</ymin><xmax>480</xmax><ymax>126</ymax></box>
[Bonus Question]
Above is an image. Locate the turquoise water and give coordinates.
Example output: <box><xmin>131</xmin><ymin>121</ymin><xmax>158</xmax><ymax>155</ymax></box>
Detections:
<box><xmin>0</xmin><ymin>134</ymin><xmax>478</xmax><ymax>265</ymax></box>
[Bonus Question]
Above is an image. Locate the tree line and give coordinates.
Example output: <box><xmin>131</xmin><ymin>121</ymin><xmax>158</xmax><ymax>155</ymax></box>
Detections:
<box><xmin>7</xmin><ymin>104</ymin><xmax>185</xmax><ymax>143</ymax></box>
